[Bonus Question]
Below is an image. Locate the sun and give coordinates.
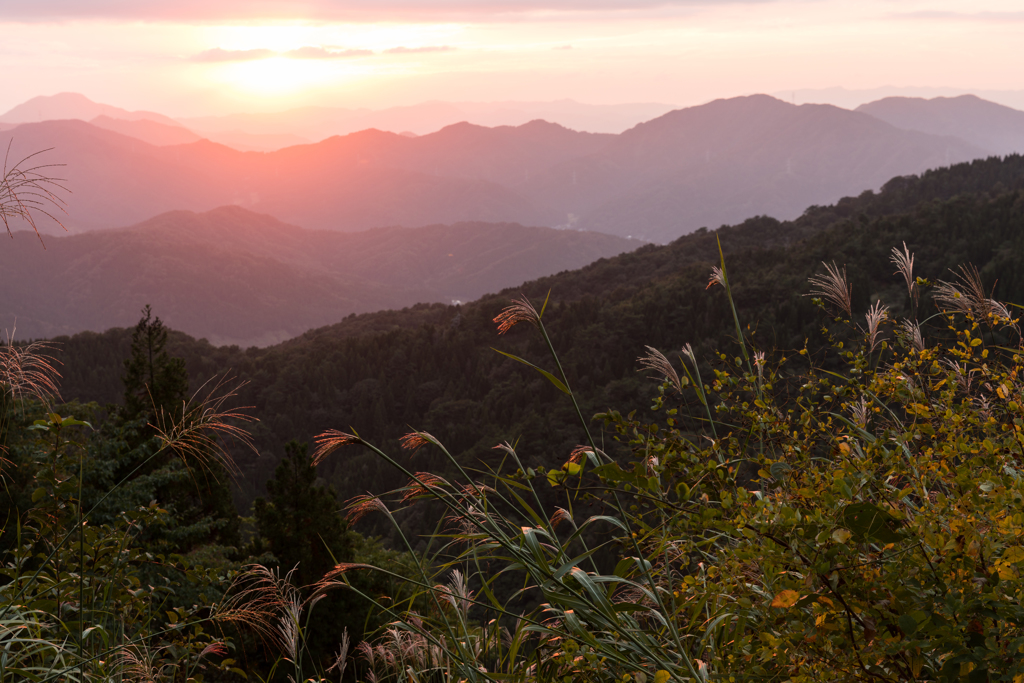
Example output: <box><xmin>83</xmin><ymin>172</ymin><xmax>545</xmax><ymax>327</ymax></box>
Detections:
<box><xmin>216</xmin><ymin>56</ymin><xmax>346</xmax><ymax>97</ymax></box>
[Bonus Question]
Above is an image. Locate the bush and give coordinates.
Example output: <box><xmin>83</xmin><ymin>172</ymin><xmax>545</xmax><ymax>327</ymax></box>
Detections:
<box><xmin>318</xmin><ymin>244</ymin><xmax>1024</xmax><ymax>682</ymax></box>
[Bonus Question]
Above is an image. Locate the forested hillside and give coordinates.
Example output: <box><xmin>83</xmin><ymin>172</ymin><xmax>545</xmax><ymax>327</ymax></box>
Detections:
<box><xmin>50</xmin><ymin>154</ymin><xmax>1024</xmax><ymax>536</ymax></box>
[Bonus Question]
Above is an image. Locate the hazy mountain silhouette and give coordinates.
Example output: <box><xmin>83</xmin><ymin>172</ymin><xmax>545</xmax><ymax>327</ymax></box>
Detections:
<box><xmin>856</xmin><ymin>95</ymin><xmax>1024</xmax><ymax>156</ymax></box>
<box><xmin>196</xmin><ymin>130</ymin><xmax>312</xmax><ymax>152</ymax></box>
<box><xmin>0</xmin><ymin>92</ymin><xmax>180</xmax><ymax>127</ymax></box>
<box><xmin>178</xmin><ymin>99</ymin><xmax>675</xmax><ymax>140</ymax></box>
<box><xmin>1</xmin><ymin>206</ymin><xmax>636</xmax><ymax>346</ymax></box>
<box><xmin>0</xmin><ymin>120</ymin><xmax>561</xmax><ymax>233</ymax></box>
<box><xmin>0</xmin><ymin>94</ymin><xmax>990</xmax><ymax>241</ymax></box>
<box><xmin>88</xmin><ymin>115</ymin><xmax>203</xmax><ymax>146</ymax></box>
<box><xmin>518</xmin><ymin>95</ymin><xmax>986</xmax><ymax>241</ymax></box>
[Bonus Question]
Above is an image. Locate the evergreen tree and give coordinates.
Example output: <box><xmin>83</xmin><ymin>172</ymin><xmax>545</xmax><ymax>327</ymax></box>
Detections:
<box><xmin>254</xmin><ymin>440</ymin><xmax>350</xmax><ymax>589</ymax></box>
<box><xmin>122</xmin><ymin>304</ymin><xmax>189</xmax><ymax>422</ymax></box>
<box><xmin>111</xmin><ymin>305</ymin><xmax>239</xmax><ymax>552</ymax></box>
<box><xmin>254</xmin><ymin>440</ymin><xmax>356</xmax><ymax>669</ymax></box>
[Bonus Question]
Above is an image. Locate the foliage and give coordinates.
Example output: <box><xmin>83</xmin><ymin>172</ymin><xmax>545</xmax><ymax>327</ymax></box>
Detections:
<box><xmin>47</xmin><ymin>155</ymin><xmax>1024</xmax><ymax>547</ymax></box>
<box><xmin>123</xmin><ymin>304</ymin><xmax>190</xmax><ymax>423</ymax></box>
<box><xmin>0</xmin><ymin>385</ymin><xmax>248</xmax><ymax>681</ymax></box>
<box><xmin>317</xmin><ymin>237</ymin><xmax>1024</xmax><ymax>682</ymax></box>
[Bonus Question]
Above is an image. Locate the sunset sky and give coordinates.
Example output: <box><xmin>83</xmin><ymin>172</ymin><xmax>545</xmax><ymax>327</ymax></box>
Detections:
<box><xmin>2</xmin><ymin>1</ymin><xmax>1022</xmax><ymax>117</ymax></box>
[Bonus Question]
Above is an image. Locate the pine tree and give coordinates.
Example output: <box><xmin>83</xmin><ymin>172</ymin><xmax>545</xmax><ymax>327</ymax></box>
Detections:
<box><xmin>122</xmin><ymin>305</ymin><xmax>189</xmax><ymax>421</ymax></box>
<box><xmin>254</xmin><ymin>440</ymin><xmax>356</xmax><ymax>668</ymax></box>
<box><xmin>113</xmin><ymin>305</ymin><xmax>239</xmax><ymax>552</ymax></box>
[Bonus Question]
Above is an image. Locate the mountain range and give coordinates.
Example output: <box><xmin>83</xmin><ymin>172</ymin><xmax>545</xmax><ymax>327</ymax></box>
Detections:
<box><xmin>2</xmin><ymin>93</ymin><xmax>1009</xmax><ymax>242</ymax></box>
<box><xmin>46</xmin><ymin>154</ymin><xmax>1024</xmax><ymax>515</ymax></box>
<box><xmin>856</xmin><ymin>95</ymin><xmax>1024</xmax><ymax>156</ymax></box>
<box><xmin>0</xmin><ymin>93</ymin><xmax>674</xmax><ymax>149</ymax></box>
<box><xmin>1</xmin><ymin>206</ymin><xmax>636</xmax><ymax>347</ymax></box>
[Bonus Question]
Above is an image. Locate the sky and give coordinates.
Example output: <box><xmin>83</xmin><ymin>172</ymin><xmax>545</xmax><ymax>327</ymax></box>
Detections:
<box><xmin>2</xmin><ymin>0</ymin><xmax>1023</xmax><ymax>117</ymax></box>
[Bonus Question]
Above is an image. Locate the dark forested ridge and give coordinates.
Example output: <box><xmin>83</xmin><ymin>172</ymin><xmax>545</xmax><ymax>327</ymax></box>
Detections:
<box><xmin>49</xmin><ymin>154</ymin><xmax>1024</xmax><ymax>536</ymax></box>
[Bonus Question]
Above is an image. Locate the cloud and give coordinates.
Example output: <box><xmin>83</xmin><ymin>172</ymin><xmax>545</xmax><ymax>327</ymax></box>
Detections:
<box><xmin>3</xmin><ymin>0</ymin><xmax>781</xmax><ymax>22</ymax></box>
<box><xmin>191</xmin><ymin>48</ymin><xmax>275</xmax><ymax>62</ymax></box>
<box><xmin>383</xmin><ymin>45</ymin><xmax>455</xmax><ymax>55</ymax></box>
<box><xmin>892</xmin><ymin>10</ymin><xmax>1024</xmax><ymax>22</ymax></box>
<box><xmin>191</xmin><ymin>46</ymin><xmax>373</xmax><ymax>62</ymax></box>
<box><xmin>285</xmin><ymin>46</ymin><xmax>373</xmax><ymax>59</ymax></box>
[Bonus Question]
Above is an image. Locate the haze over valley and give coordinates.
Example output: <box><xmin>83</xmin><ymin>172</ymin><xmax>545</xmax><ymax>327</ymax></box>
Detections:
<box><xmin>7</xmin><ymin>3</ymin><xmax>1024</xmax><ymax>679</ymax></box>
<box><xmin>3</xmin><ymin>91</ymin><xmax>1023</xmax><ymax>245</ymax></box>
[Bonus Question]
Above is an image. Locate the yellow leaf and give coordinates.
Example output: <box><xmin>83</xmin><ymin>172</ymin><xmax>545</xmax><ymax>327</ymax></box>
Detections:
<box><xmin>1004</xmin><ymin>546</ymin><xmax>1024</xmax><ymax>564</ymax></box>
<box><xmin>654</xmin><ymin>671</ymin><xmax>670</xmax><ymax>683</ymax></box>
<box><xmin>832</xmin><ymin>529</ymin><xmax>852</xmax><ymax>544</ymax></box>
<box><xmin>771</xmin><ymin>589</ymin><xmax>800</xmax><ymax>608</ymax></box>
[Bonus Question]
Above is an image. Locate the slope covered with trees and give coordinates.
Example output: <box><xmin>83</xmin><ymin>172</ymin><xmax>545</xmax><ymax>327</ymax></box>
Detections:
<box><xmin>6</xmin><ymin>151</ymin><xmax>1024</xmax><ymax>682</ymax></box>
<box><xmin>48</xmin><ymin>154</ymin><xmax>1024</xmax><ymax>534</ymax></box>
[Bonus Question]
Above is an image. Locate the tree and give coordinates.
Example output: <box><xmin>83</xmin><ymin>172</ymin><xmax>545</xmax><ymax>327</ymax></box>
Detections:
<box><xmin>122</xmin><ymin>304</ymin><xmax>189</xmax><ymax>422</ymax></box>
<box><xmin>253</xmin><ymin>440</ymin><xmax>356</xmax><ymax>671</ymax></box>
<box><xmin>255</xmin><ymin>440</ymin><xmax>350</xmax><ymax>588</ymax></box>
<box><xmin>112</xmin><ymin>305</ymin><xmax>239</xmax><ymax>553</ymax></box>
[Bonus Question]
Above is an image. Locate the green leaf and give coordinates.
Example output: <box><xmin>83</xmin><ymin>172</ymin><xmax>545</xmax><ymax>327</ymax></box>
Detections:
<box><xmin>492</xmin><ymin>348</ymin><xmax>570</xmax><ymax>394</ymax></box>
<box><xmin>898</xmin><ymin>613</ymin><xmax>919</xmax><ymax>636</ymax></box>
<box><xmin>31</xmin><ymin>487</ymin><xmax>47</xmax><ymax>503</ymax></box>
<box><xmin>769</xmin><ymin>462</ymin><xmax>792</xmax><ymax>481</ymax></box>
<box><xmin>841</xmin><ymin>502</ymin><xmax>903</xmax><ymax>544</ymax></box>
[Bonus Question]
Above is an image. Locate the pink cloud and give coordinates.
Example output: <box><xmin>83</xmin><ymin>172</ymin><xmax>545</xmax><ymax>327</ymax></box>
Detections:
<box><xmin>383</xmin><ymin>46</ymin><xmax>456</xmax><ymax>54</ymax></box>
<box><xmin>4</xmin><ymin>0</ymin><xmax>771</xmax><ymax>22</ymax></box>
<box><xmin>191</xmin><ymin>48</ymin><xmax>276</xmax><ymax>62</ymax></box>
<box><xmin>191</xmin><ymin>46</ymin><xmax>373</xmax><ymax>62</ymax></box>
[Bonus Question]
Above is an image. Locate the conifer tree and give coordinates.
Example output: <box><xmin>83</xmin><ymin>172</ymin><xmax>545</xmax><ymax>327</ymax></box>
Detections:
<box><xmin>122</xmin><ymin>304</ymin><xmax>189</xmax><ymax>422</ymax></box>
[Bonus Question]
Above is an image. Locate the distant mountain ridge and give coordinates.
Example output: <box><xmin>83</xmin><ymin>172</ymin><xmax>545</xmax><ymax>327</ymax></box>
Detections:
<box><xmin>0</xmin><ymin>206</ymin><xmax>637</xmax><ymax>346</ymax></box>
<box><xmin>0</xmin><ymin>94</ymin><xmax>992</xmax><ymax>242</ymax></box>
<box><xmin>856</xmin><ymin>95</ymin><xmax>1024</xmax><ymax>157</ymax></box>
<box><xmin>44</xmin><ymin>154</ymin><xmax>1024</xmax><ymax>517</ymax></box>
<box><xmin>0</xmin><ymin>93</ymin><xmax>674</xmax><ymax>148</ymax></box>
<box><xmin>0</xmin><ymin>92</ymin><xmax>182</xmax><ymax>128</ymax></box>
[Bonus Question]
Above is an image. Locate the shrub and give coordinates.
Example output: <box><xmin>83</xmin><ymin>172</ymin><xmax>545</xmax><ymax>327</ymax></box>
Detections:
<box><xmin>316</xmin><ymin>242</ymin><xmax>1024</xmax><ymax>682</ymax></box>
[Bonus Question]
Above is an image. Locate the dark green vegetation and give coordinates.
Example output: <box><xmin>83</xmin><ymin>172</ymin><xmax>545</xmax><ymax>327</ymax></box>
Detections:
<box><xmin>49</xmin><ymin>153</ymin><xmax>1024</xmax><ymax>541</ymax></box>
<box><xmin>0</xmin><ymin>304</ymin><xmax>414</xmax><ymax>680</ymax></box>
<box><xmin>5</xmin><ymin>150</ymin><xmax>1024</xmax><ymax>681</ymax></box>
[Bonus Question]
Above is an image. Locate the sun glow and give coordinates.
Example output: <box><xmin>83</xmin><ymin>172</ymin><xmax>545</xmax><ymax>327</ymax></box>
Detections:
<box><xmin>213</xmin><ymin>57</ymin><xmax>356</xmax><ymax>96</ymax></box>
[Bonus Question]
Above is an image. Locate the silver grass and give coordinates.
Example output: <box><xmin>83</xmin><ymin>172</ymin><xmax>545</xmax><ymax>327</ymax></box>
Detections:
<box><xmin>891</xmin><ymin>242</ymin><xmax>915</xmax><ymax>299</ymax></box>
<box><xmin>637</xmin><ymin>345</ymin><xmax>682</xmax><ymax>392</ymax></box>
<box><xmin>900</xmin><ymin>319</ymin><xmax>925</xmax><ymax>352</ymax></box>
<box><xmin>864</xmin><ymin>300</ymin><xmax>889</xmax><ymax>352</ymax></box>
<box><xmin>807</xmin><ymin>261</ymin><xmax>853</xmax><ymax>317</ymax></box>
<box><xmin>934</xmin><ymin>264</ymin><xmax>1011</xmax><ymax>321</ymax></box>
<box><xmin>0</xmin><ymin>146</ymin><xmax>68</xmax><ymax>242</ymax></box>
<box><xmin>493</xmin><ymin>295</ymin><xmax>541</xmax><ymax>334</ymax></box>
<box><xmin>707</xmin><ymin>265</ymin><xmax>726</xmax><ymax>290</ymax></box>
